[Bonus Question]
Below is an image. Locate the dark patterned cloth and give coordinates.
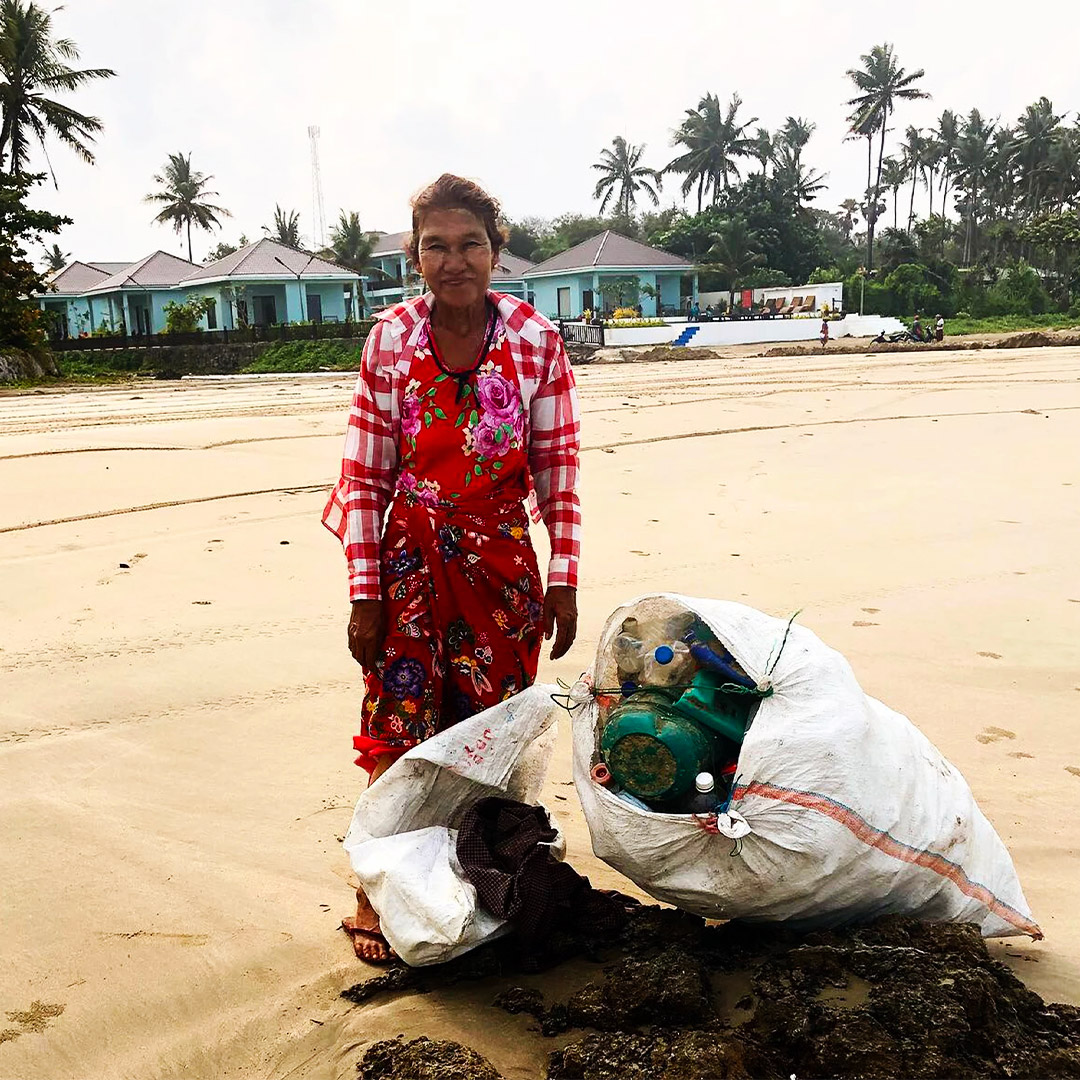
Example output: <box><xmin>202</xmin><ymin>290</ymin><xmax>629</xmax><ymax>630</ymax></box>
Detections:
<box><xmin>455</xmin><ymin>797</ymin><xmax>626</xmax><ymax>949</ymax></box>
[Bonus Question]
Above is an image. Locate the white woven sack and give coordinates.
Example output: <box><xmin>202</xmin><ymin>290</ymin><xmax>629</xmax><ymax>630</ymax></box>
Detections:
<box><xmin>344</xmin><ymin>684</ymin><xmax>561</xmax><ymax>965</ymax></box>
<box><xmin>573</xmin><ymin>593</ymin><xmax>1040</xmax><ymax>939</ymax></box>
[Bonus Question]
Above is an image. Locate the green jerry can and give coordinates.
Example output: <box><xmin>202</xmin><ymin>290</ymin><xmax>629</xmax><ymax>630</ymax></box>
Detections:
<box><xmin>669</xmin><ymin>669</ymin><xmax>753</xmax><ymax>745</ymax></box>
<box><xmin>600</xmin><ymin>689</ymin><xmax>715</xmax><ymax>803</ymax></box>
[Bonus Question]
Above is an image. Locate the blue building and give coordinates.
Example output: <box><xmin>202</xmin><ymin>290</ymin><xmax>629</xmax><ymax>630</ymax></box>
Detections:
<box><xmin>364</xmin><ymin>230</ymin><xmax>534</xmax><ymax>310</ymax></box>
<box><xmin>38</xmin><ymin>238</ymin><xmax>361</xmax><ymax>337</ymax></box>
<box><xmin>522</xmin><ymin>231</ymin><xmax>695</xmax><ymax>319</ymax></box>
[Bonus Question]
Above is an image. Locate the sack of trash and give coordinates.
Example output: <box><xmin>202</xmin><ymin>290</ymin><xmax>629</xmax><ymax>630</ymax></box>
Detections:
<box><xmin>572</xmin><ymin>592</ymin><xmax>1041</xmax><ymax>939</ymax></box>
<box><xmin>343</xmin><ymin>685</ymin><xmax>562</xmax><ymax>966</ymax></box>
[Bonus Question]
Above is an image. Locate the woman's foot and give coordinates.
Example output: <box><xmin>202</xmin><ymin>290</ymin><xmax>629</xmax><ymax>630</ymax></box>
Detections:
<box><xmin>342</xmin><ymin>889</ymin><xmax>396</xmax><ymax>963</ymax></box>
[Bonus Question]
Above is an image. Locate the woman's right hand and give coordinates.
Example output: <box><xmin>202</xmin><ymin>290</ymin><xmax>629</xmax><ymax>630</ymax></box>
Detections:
<box><xmin>348</xmin><ymin>600</ymin><xmax>385</xmax><ymax>672</ymax></box>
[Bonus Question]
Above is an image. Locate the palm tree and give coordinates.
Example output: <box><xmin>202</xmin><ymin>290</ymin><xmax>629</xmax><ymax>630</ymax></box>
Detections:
<box><xmin>751</xmin><ymin>127</ymin><xmax>772</xmax><ymax>175</ymax></box>
<box><xmin>880</xmin><ymin>157</ymin><xmax>907</xmax><ymax>229</ymax></box>
<box><xmin>936</xmin><ymin>109</ymin><xmax>960</xmax><ymax>220</ymax></box>
<box><xmin>264</xmin><ymin>204</ymin><xmax>301</xmax><ymax>247</ymax></box>
<box><xmin>772</xmin><ymin>145</ymin><xmax>827</xmax><ymax>210</ymax></box>
<box><xmin>1012</xmin><ymin>96</ymin><xmax>1063</xmax><ymax>217</ymax></box>
<box><xmin>706</xmin><ymin>216</ymin><xmax>765</xmax><ymax>310</ymax></box>
<box><xmin>0</xmin><ymin>0</ymin><xmax>115</xmax><ymax>179</ymax></box>
<box><xmin>777</xmin><ymin>116</ymin><xmax>816</xmax><ymax>170</ymax></box>
<box><xmin>323</xmin><ymin>210</ymin><xmax>377</xmax><ymax>273</ymax></box>
<box><xmin>592</xmin><ymin>136</ymin><xmax>661</xmax><ymax>218</ymax></box>
<box><xmin>837</xmin><ymin>198</ymin><xmax>860</xmax><ymax>240</ymax></box>
<box><xmin>665</xmin><ymin>92</ymin><xmax>758</xmax><ymax>211</ymax></box>
<box><xmin>955</xmin><ymin>109</ymin><xmax>995</xmax><ymax>264</ymax></box>
<box><xmin>145</xmin><ymin>152</ymin><xmax>230</xmax><ymax>262</ymax></box>
<box><xmin>845</xmin><ymin>43</ymin><xmax>929</xmax><ymax>269</ymax></box>
<box><xmin>41</xmin><ymin>240</ymin><xmax>67</xmax><ymax>270</ymax></box>
<box><xmin>901</xmin><ymin>125</ymin><xmax>927</xmax><ymax>231</ymax></box>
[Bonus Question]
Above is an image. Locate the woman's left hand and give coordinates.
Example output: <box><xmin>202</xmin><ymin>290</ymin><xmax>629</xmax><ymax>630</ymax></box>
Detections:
<box><xmin>542</xmin><ymin>585</ymin><xmax>578</xmax><ymax>660</ymax></box>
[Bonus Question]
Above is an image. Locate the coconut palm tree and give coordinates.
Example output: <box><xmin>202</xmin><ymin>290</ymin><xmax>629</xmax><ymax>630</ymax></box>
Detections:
<box><xmin>666</xmin><ymin>92</ymin><xmax>758</xmax><ymax>211</ymax></box>
<box><xmin>1012</xmin><ymin>96</ymin><xmax>1063</xmax><ymax>217</ymax></box>
<box><xmin>936</xmin><ymin>109</ymin><xmax>960</xmax><ymax>220</ymax></box>
<box><xmin>145</xmin><ymin>152</ymin><xmax>230</xmax><ymax>262</ymax></box>
<box><xmin>837</xmin><ymin>198</ymin><xmax>860</xmax><ymax>240</ymax></box>
<box><xmin>845</xmin><ymin>43</ymin><xmax>929</xmax><ymax>269</ymax></box>
<box><xmin>751</xmin><ymin>127</ymin><xmax>772</xmax><ymax>176</ymax></box>
<box><xmin>880</xmin><ymin>157</ymin><xmax>907</xmax><ymax>229</ymax></box>
<box><xmin>0</xmin><ymin>0</ymin><xmax>115</xmax><ymax>179</ymax></box>
<box><xmin>777</xmin><ymin>116</ymin><xmax>816</xmax><ymax>170</ymax></box>
<box><xmin>264</xmin><ymin>204</ymin><xmax>301</xmax><ymax>247</ymax></box>
<box><xmin>706</xmin><ymin>216</ymin><xmax>765</xmax><ymax>311</ymax></box>
<box><xmin>591</xmin><ymin>136</ymin><xmax>661</xmax><ymax>218</ymax></box>
<box><xmin>901</xmin><ymin>125</ymin><xmax>928</xmax><ymax>231</ymax></box>
<box><xmin>41</xmin><ymin>240</ymin><xmax>67</xmax><ymax>270</ymax></box>
<box><xmin>955</xmin><ymin>109</ymin><xmax>996</xmax><ymax>264</ymax></box>
<box><xmin>772</xmin><ymin>145</ymin><xmax>827</xmax><ymax>210</ymax></box>
<box><xmin>323</xmin><ymin>210</ymin><xmax>377</xmax><ymax>273</ymax></box>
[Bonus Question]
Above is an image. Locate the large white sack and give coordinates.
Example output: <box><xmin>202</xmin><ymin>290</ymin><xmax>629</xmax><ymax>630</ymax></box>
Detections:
<box><xmin>573</xmin><ymin>593</ymin><xmax>1041</xmax><ymax>939</ymax></box>
<box><xmin>344</xmin><ymin>684</ymin><xmax>561</xmax><ymax>965</ymax></box>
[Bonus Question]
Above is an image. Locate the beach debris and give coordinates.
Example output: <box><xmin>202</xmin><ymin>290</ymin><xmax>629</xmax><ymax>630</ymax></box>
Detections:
<box><xmin>357</xmin><ymin>1035</ymin><xmax>504</xmax><ymax>1080</ymax></box>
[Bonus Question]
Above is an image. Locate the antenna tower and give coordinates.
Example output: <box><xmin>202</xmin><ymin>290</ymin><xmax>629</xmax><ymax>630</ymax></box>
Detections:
<box><xmin>308</xmin><ymin>125</ymin><xmax>327</xmax><ymax>249</ymax></box>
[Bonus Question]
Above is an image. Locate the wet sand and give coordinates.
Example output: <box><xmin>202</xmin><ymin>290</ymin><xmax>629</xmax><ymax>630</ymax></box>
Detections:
<box><xmin>1</xmin><ymin>344</ymin><xmax>1079</xmax><ymax>1078</ymax></box>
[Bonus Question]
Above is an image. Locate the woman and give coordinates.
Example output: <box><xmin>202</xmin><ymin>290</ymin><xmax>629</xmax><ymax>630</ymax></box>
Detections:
<box><xmin>323</xmin><ymin>174</ymin><xmax>581</xmax><ymax>961</ymax></box>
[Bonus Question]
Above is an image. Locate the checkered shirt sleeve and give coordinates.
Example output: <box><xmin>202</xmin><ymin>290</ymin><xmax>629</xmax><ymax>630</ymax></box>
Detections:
<box><xmin>321</xmin><ymin>322</ymin><xmax>399</xmax><ymax>601</ymax></box>
<box><xmin>529</xmin><ymin>332</ymin><xmax>581</xmax><ymax>589</ymax></box>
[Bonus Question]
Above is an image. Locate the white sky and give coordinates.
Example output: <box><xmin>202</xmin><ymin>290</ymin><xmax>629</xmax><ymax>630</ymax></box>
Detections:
<box><xmin>28</xmin><ymin>0</ymin><xmax>1080</xmax><ymax>266</ymax></box>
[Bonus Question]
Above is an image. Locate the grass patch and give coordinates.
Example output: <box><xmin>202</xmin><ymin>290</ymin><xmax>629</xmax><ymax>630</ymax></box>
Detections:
<box><xmin>56</xmin><ymin>349</ymin><xmax>148</xmax><ymax>377</ymax></box>
<box><xmin>945</xmin><ymin>313</ymin><xmax>1079</xmax><ymax>336</ymax></box>
<box><xmin>241</xmin><ymin>339</ymin><xmax>363</xmax><ymax>373</ymax></box>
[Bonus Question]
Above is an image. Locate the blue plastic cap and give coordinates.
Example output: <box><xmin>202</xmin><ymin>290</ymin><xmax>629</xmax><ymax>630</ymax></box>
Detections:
<box><xmin>621</xmin><ymin>681</ymin><xmax>637</xmax><ymax>697</ymax></box>
<box><xmin>655</xmin><ymin>645</ymin><xmax>674</xmax><ymax>665</ymax></box>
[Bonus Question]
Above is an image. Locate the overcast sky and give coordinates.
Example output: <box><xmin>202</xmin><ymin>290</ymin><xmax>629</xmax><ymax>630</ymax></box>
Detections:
<box><xmin>27</xmin><ymin>0</ymin><xmax>1080</xmax><ymax>266</ymax></box>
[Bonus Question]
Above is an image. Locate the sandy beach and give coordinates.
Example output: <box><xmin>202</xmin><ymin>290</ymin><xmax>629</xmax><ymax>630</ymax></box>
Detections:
<box><xmin>2</xmin><ymin>343</ymin><xmax>1079</xmax><ymax>1079</ymax></box>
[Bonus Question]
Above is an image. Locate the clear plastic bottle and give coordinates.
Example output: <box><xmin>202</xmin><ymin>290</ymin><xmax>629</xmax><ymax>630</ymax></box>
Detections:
<box><xmin>641</xmin><ymin>640</ymin><xmax>695</xmax><ymax>687</ymax></box>
<box><xmin>612</xmin><ymin>632</ymin><xmax>645</xmax><ymax>676</ymax></box>
<box><xmin>684</xmin><ymin>772</ymin><xmax>718</xmax><ymax>815</ymax></box>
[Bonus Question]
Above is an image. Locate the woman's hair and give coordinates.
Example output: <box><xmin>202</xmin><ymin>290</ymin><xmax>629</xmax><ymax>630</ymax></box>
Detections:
<box><xmin>407</xmin><ymin>173</ymin><xmax>507</xmax><ymax>261</ymax></box>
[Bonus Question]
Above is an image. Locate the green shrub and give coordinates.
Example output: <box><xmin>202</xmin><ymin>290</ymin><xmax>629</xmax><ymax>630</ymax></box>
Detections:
<box><xmin>163</xmin><ymin>296</ymin><xmax>215</xmax><ymax>333</ymax></box>
<box><xmin>241</xmin><ymin>339</ymin><xmax>363</xmax><ymax>373</ymax></box>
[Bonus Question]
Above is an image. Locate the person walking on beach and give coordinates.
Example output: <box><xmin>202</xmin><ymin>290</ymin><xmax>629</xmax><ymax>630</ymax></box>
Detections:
<box><xmin>935</xmin><ymin>314</ymin><xmax>945</xmax><ymax>342</ymax></box>
<box><xmin>819</xmin><ymin>317</ymin><xmax>829</xmax><ymax>348</ymax></box>
<box><xmin>323</xmin><ymin>174</ymin><xmax>581</xmax><ymax>962</ymax></box>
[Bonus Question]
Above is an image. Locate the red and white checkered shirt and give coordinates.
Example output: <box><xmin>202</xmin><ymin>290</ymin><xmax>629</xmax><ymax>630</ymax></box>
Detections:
<box><xmin>322</xmin><ymin>291</ymin><xmax>581</xmax><ymax>602</ymax></box>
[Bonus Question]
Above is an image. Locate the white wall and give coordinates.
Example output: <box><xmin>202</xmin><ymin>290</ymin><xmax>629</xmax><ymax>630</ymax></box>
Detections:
<box><xmin>602</xmin><ymin>314</ymin><xmax>905</xmax><ymax>348</ymax></box>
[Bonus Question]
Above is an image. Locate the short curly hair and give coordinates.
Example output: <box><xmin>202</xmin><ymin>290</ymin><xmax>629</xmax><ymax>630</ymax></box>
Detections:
<box><xmin>406</xmin><ymin>173</ymin><xmax>507</xmax><ymax>262</ymax></box>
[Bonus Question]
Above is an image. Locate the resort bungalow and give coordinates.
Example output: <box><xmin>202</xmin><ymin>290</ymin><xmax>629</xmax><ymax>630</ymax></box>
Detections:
<box><xmin>179</xmin><ymin>238</ymin><xmax>361</xmax><ymax>328</ymax></box>
<box><xmin>38</xmin><ymin>238</ymin><xmax>361</xmax><ymax>336</ymax></box>
<box><xmin>522</xmin><ymin>231</ymin><xmax>695</xmax><ymax>319</ymax></box>
<box><xmin>363</xmin><ymin>230</ymin><xmax>534</xmax><ymax>310</ymax></box>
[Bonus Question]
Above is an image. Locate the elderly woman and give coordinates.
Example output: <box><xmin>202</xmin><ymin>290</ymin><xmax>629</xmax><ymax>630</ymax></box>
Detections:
<box><xmin>323</xmin><ymin>174</ymin><xmax>581</xmax><ymax>961</ymax></box>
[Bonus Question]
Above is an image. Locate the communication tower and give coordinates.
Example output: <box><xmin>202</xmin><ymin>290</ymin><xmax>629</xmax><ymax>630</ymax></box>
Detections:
<box><xmin>308</xmin><ymin>125</ymin><xmax>327</xmax><ymax>249</ymax></box>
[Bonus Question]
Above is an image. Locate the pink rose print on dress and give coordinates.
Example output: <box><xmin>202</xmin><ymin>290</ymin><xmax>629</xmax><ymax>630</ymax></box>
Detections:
<box><xmin>401</xmin><ymin>393</ymin><xmax>422</xmax><ymax>438</ymax></box>
<box><xmin>476</xmin><ymin>369</ymin><xmax>520</xmax><ymax>423</ymax></box>
<box><xmin>471</xmin><ymin>415</ymin><xmax>504</xmax><ymax>459</ymax></box>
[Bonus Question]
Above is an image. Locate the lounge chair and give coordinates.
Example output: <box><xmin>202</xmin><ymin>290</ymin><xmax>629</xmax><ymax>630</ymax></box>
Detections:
<box><xmin>797</xmin><ymin>295</ymin><xmax>816</xmax><ymax>313</ymax></box>
<box><xmin>778</xmin><ymin>296</ymin><xmax>802</xmax><ymax>316</ymax></box>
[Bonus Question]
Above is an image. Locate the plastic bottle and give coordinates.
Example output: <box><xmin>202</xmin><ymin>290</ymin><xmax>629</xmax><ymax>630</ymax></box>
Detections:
<box><xmin>641</xmin><ymin>640</ymin><xmax>695</xmax><ymax>687</ymax></box>
<box><xmin>683</xmin><ymin>632</ymin><xmax>757</xmax><ymax>691</ymax></box>
<box><xmin>613</xmin><ymin>632</ymin><xmax>646</xmax><ymax>675</ymax></box>
<box><xmin>684</xmin><ymin>772</ymin><xmax>719</xmax><ymax>815</ymax></box>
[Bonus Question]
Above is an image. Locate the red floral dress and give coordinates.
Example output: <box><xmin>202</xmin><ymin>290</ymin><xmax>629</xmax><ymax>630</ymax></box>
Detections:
<box><xmin>353</xmin><ymin>311</ymin><xmax>544</xmax><ymax>772</ymax></box>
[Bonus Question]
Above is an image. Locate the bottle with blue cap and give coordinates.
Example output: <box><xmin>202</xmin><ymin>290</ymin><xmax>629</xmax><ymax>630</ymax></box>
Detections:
<box><xmin>642</xmin><ymin>639</ymin><xmax>694</xmax><ymax>687</ymax></box>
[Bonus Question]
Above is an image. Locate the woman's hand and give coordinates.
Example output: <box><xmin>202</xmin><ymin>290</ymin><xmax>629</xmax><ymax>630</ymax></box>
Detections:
<box><xmin>542</xmin><ymin>585</ymin><xmax>578</xmax><ymax>660</ymax></box>
<box><xmin>348</xmin><ymin>599</ymin><xmax>385</xmax><ymax>672</ymax></box>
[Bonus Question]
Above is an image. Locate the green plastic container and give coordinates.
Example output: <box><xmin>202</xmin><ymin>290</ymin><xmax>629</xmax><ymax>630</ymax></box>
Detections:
<box><xmin>669</xmin><ymin>670</ymin><xmax>752</xmax><ymax>745</ymax></box>
<box><xmin>600</xmin><ymin>689</ymin><xmax>715</xmax><ymax>802</ymax></box>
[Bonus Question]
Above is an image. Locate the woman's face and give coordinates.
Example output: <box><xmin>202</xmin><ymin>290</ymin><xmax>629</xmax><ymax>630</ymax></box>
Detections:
<box><xmin>416</xmin><ymin>208</ymin><xmax>497</xmax><ymax>310</ymax></box>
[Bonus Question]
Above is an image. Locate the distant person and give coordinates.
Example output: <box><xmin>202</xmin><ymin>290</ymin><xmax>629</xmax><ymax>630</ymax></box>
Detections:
<box><xmin>684</xmin><ymin>299</ymin><xmax>692</xmax><ymax>319</ymax></box>
<box><xmin>935</xmin><ymin>314</ymin><xmax>945</xmax><ymax>342</ymax></box>
<box><xmin>690</xmin><ymin>300</ymin><xmax>700</xmax><ymax>321</ymax></box>
<box><xmin>704</xmin><ymin>304</ymin><xmax>714</xmax><ymax>320</ymax></box>
<box><xmin>820</xmin><ymin>318</ymin><xmax>830</xmax><ymax>348</ymax></box>
<box><xmin>912</xmin><ymin>313</ymin><xmax>923</xmax><ymax>342</ymax></box>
